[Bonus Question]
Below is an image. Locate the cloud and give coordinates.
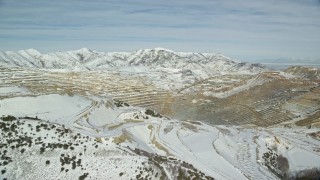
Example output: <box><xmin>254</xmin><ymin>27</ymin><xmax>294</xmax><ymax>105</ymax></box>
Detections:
<box><xmin>0</xmin><ymin>0</ymin><xmax>319</xmax><ymax>61</ymax></box>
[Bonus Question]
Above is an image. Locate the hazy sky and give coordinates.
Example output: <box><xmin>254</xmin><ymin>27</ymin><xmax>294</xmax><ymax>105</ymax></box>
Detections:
<box><xmin>0</xmin><ymin>0</ymin><xmax>320</xmax><ymax>61</ymax></box>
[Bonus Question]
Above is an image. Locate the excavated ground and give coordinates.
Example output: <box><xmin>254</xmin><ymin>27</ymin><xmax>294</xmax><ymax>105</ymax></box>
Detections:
<box><xmin>1</xmin><ymin>67</ymin><xmax>319</xmax><ymax>128</ymax></box>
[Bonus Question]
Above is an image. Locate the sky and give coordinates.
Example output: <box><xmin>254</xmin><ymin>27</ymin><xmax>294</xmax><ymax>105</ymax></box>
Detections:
<box><xmin>0</xmin><ymin>0</ymin><xmax>320</xmax><ymax>62</ymax></box>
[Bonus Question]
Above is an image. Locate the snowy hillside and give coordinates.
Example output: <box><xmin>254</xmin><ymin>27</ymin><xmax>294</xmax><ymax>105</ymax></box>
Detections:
<box><xmin>0</xmin><ymin>48</ymin><xmax>265</xmax><ymax>73</ymax></box>
<box><xmin>1</xmin><ymin>94</ymin><xmax>319</xmax><ymax>179</ymax></box>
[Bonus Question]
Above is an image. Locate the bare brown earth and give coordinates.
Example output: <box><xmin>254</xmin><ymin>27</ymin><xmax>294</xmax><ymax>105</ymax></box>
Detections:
<box><xmin>169</xmin><ymin>72</ymin><xmax>319</xmax><ymax>127</ymax></box>
<box><xmin>296</xmin><ymin>111</ymin><xmax>320</xmax><ymax>126</ymax></box>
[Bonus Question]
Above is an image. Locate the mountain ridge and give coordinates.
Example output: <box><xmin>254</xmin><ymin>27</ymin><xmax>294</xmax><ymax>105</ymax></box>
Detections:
<box><xmin>0</xmin><ymin>48</ymin><xmax>266</xmax><ymax>74</ymax></box>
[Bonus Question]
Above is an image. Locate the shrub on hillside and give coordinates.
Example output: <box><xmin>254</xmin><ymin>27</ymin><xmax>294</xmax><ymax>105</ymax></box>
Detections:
<box><xmin>276</xmin><ymin>155</ymin><xmax>289</xmax><ymax>178</ymax></box>
<box><xmin>288</xmin><ymin>167</ymin><xmax>320</xmax><ymax>180</ymax></box>
<box><xmin>145</xmin><ymin>109</ymin><xmax>162</xmax><ymax>118</ymax></box>
<box><xmin>1</xmin><ymin>115</ymin><xmax>16</xmax><ymax>121</ymax></box>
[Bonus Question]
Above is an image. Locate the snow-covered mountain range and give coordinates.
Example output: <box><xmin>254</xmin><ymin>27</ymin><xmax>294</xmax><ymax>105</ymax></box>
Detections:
<box><xmin>0</xmin><ymin>47</ymin><xmax>265</xmax><ymax>73</ymax></box>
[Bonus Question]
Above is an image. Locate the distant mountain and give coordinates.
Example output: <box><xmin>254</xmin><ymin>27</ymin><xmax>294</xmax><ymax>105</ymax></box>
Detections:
<box><xmin>0</xmin><ymin>48</ymin><xmax>265</xmax><ymax>73</ymax></box>
<box><xmin>267</xmin><ymin>57</ymin><xmax>320</xmax><ymax>64</ymax></box>
<box><xmin>255</xmin><ymin>57</ymin><xmax>320</xmax><ymax>70</ymax></box>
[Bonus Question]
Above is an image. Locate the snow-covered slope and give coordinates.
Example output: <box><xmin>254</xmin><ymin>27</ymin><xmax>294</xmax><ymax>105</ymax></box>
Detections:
<box><xmin>1</xmin><ymin>94</ymin><xmax>319</xmax><ymax>179</ymax></box>
<box><xmin>0</xmin><ymin>48</ymin><xmax>265</xmax><ymax>73</ymax></box>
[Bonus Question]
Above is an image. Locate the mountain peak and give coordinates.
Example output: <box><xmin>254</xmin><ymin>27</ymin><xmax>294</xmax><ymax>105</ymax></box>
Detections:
<box><xmin>75</xmin><ymin>48</ymin><xmax>92</xmax><ymax>53</ymax></box>
<box><xmin>136</xmin><ymin>47</ymin><xmax>175</xmax><ymax>54</ymax></box>
<box><xmin>153</xmin><ymin>47</ymin><xmax>174</xmax><ymax>53</ymax></box>
<box><xmin>19</xmin><ymin>49</ymin><xmax>42</xmax><ymax>56</ymax></box>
